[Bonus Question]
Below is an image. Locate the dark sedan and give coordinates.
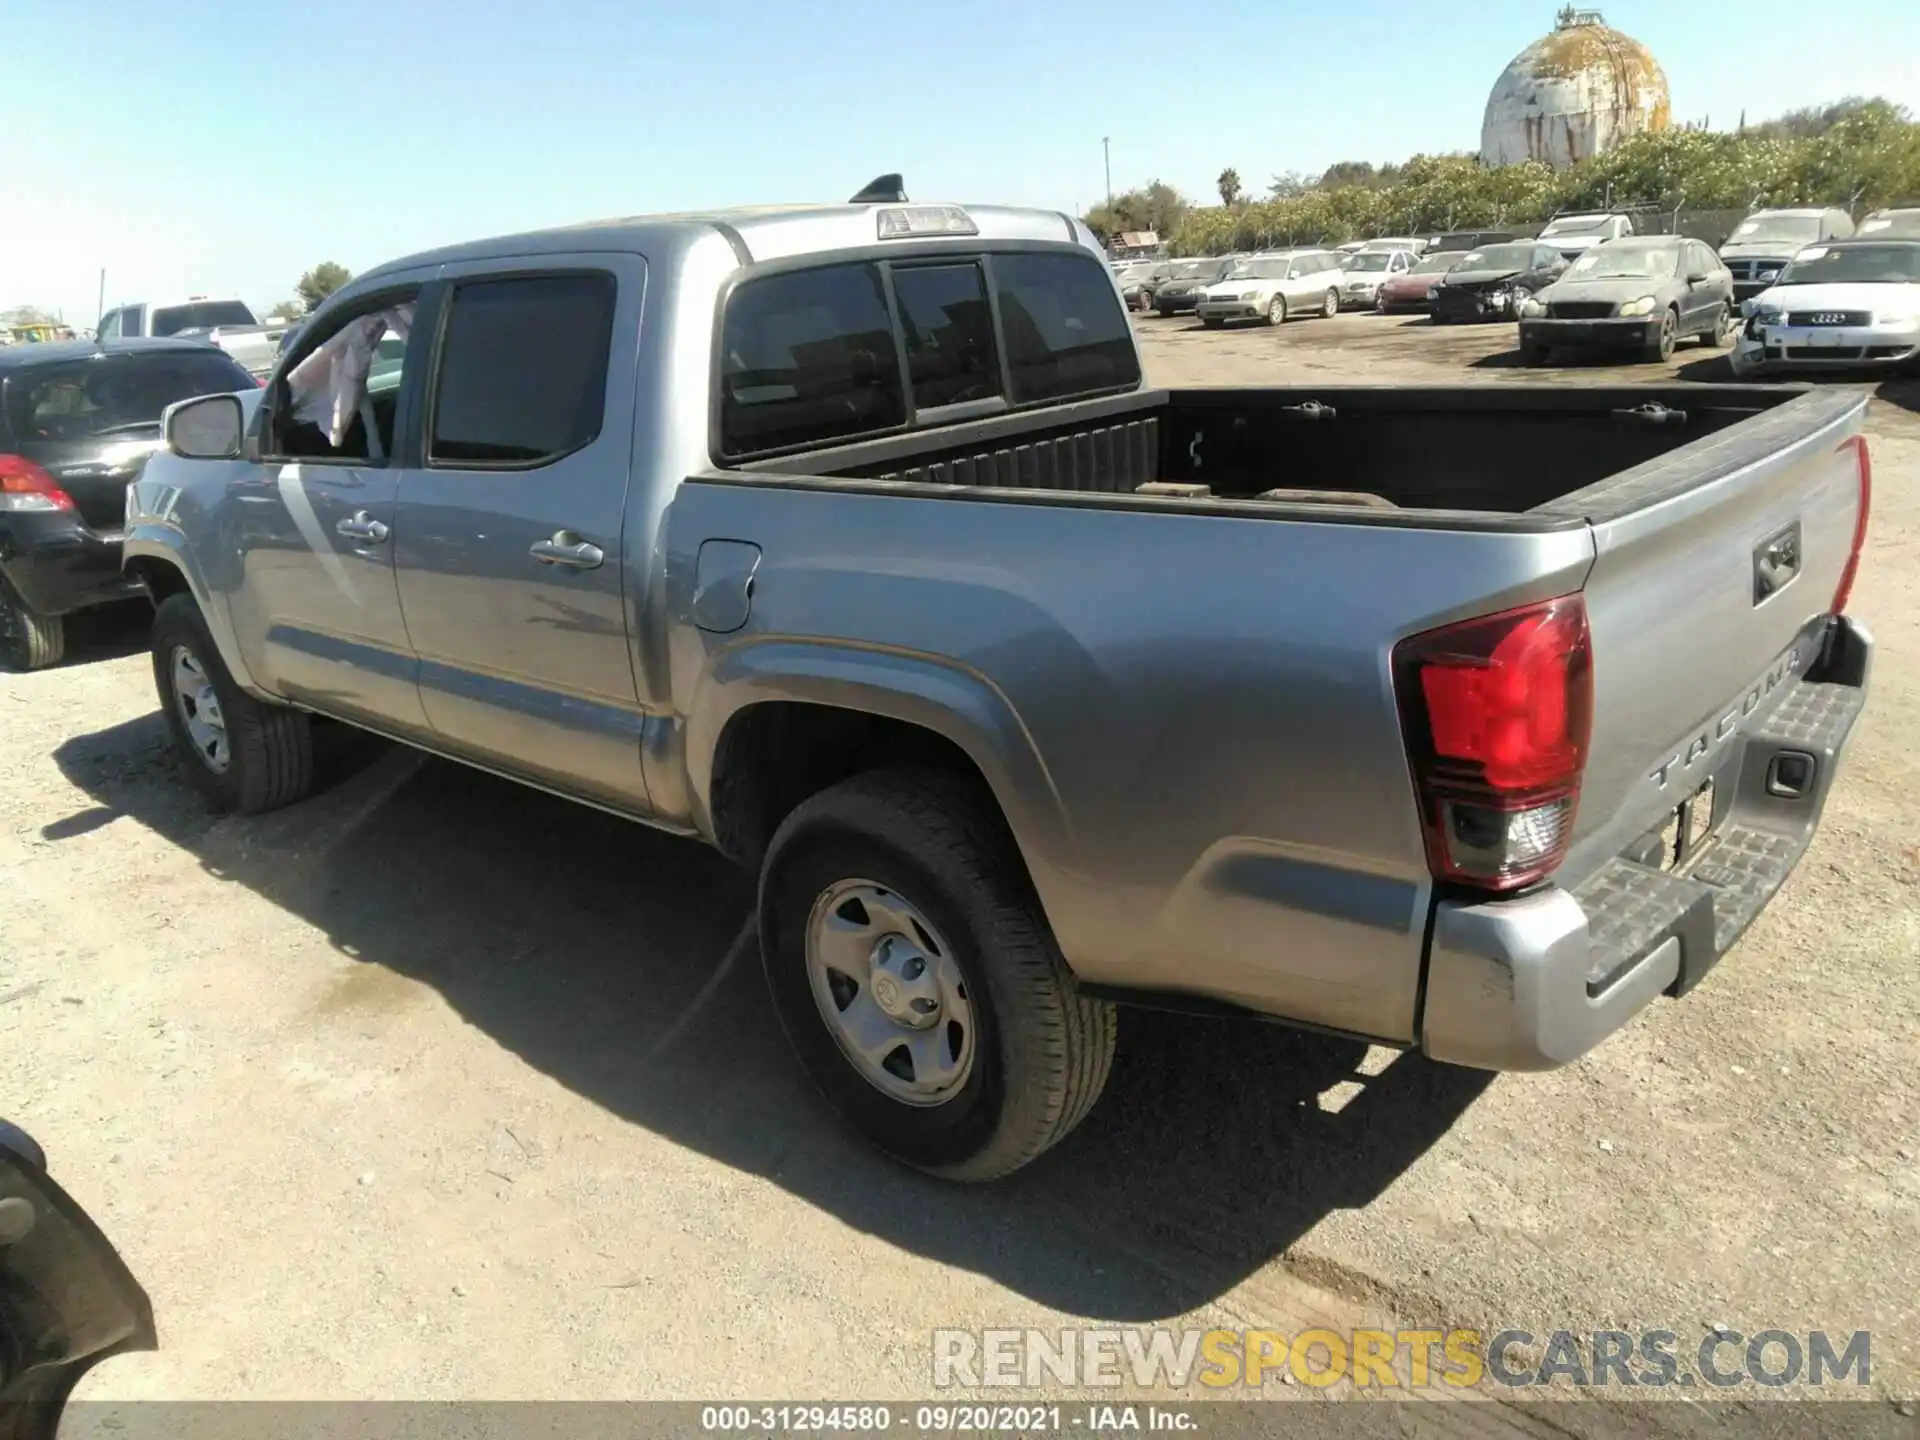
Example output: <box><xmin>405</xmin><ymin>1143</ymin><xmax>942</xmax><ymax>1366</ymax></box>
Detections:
<box><xmin>1429</xmin><ymin>242</ymin><xmax>1568</xmax><ymax>324</ymax></box>
<box><xmin>1151</xmin><ymin>258</ymin><xmax>1237</xmax><ymax>315</ymax></box>
<box><xmin>0</xmin><ymin>340</ymin><xmax>256</xmax><ymax>669</ymax></box>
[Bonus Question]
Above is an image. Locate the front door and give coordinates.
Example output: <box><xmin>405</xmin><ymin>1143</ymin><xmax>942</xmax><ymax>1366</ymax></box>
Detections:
<box><xmin>221</xmin><ymin>282</ymin><xmax>430</xmax><ymax>732</ymax></box>
<box><xmin>390</xmin><ymin>256</ymin><xmax>652</xmax><ymax>814</ymax></box>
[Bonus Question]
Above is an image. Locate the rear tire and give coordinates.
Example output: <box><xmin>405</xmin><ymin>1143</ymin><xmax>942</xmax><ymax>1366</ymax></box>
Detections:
<box><xmin>1703</xmin><ymin>303</ymin><xmax>1739</xmax><ymax>348</ymax></box>
<box><xmin>758</xmin><ymin>768</ymin><xmax>1117</xmax><ymax>1182</ymax></box>
<box><xmin>1521</xmin><ymin>343</ymin><xmax>1550</xmax><ymax>367</ymax></box>
<box><xmin>1202</xmin><ymin>317</ymin><xmax>1224</xmax><ymax>329</ymax></box>
<box><xmin>0</xmin><ymin>577</ymin><xmax>65</xmax><ymax>672</ymax></box>
<box><xmin>152</xmin><ymin>593</ymin><xmax>314</xmax><ymax>815</ymax></box>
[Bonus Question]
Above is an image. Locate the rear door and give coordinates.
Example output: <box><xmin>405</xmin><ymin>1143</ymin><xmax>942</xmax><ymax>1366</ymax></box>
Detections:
<box><xmin>390</xmin><ymin>256</ymin><xmax>652</xmax><ymax>814</ymax></box>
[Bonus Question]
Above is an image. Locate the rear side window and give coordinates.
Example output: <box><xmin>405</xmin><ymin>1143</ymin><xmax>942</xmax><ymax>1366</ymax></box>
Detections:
<box><xmin>3</xmin><ymin>351</ymin><xmax>254</xmax><ymax>443</ymax></box>
<box><xmin>151</xmin><ymin>301</ymin><xmax>257</xmax><ymax>336</ymax></box>
<box><xmin>429</xmin><ymin>273</ymin><xmax>615</xmax><ymax>466</ymax></box>
<box><xmin>892</xmin><ymin>263</ymin><xmax>1001</xmax><ymax>411</ymax></box>
<box><xmin>993</xmin><ymin>252</ymin><xmax>1140</xmax><ymax>404</ymax></box>
<box><xmin>720</xmin><ymin>264</ymin><xmax>904</xmax><ymax>456</ymax></box>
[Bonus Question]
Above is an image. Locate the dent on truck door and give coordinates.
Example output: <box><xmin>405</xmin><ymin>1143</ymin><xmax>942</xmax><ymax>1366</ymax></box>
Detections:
<box><xmin>392</xmin><ymin>261</ymin><xmax>652</xmax><ymax>813</ymax></box>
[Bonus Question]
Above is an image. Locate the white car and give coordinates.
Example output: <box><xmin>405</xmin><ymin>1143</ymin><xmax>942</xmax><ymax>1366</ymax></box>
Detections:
<box><xmin>1194</xmin><ymin>250</ymin><xmax>1348</xmax><ymax>326</ymax></box>
<box><xmin>1336</xmin><ymin>248</ymin><xmax>1417</xmax><ymax>309</ymax></box>
<box><xmin>1536</xmin><ymin>212</ymin><xmax>1634</xmax><ymax>259</ymax></box>
<box><xmin>1361</xmin><ymin>236</ymin><xmax>1427</xmax><ymax>255</ymax></box>
<box><xmin>1730</xmin><ymin>238</ymin><xmax>1920</xmax><ymax>376</ymax></box>
<box><xmin>1859</xmin><ymin>208</ymin><xmax>1920</xmax><ymax>240</ymax></box>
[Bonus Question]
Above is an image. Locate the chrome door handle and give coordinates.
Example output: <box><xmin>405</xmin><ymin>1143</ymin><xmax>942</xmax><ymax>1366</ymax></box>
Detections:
<box><xmin>336</xmin><ymin>511</ymin><xmax>389</xmax><ymax>544</ymax></box>
<box><xmin>529</xmin><ymin>531</ymin><xmax>605</xmax><ymax>569</ymax></box>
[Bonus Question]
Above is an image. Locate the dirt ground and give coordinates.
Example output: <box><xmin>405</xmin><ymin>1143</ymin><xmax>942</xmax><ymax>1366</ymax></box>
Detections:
<box><xmin>5</xmin><ymin>311</ymin><xmax>1916</xmax><ymax>1415</ymax></box>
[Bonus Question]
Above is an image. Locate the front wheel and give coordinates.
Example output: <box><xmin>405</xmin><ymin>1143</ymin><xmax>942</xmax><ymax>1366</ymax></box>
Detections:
<box><xmin>1264</xmin><ymin>295</ymin><xmax>1288</xmax><ymax>326</ymax></box>
<box><xmin>1321</xmin><ymin>289</ymin><xmax>1339</xmax><ymax>319</ymax></box>
<box><xmin>1645</xmin><ymin>308</ymin><xmax>1678</xmax><ymax>363</ymax></box>
<box><xmin>0</xmin><ymin>576</ymin><xmax>65</xmax><ymax>672</ymax></box>
<box><xmin>152</xmin><ymin>593</ymin><xmax>315</xmax><ymax>814</ymax></box>
<box><xmin>758</xmin><ymin>769</ymin><xmax>1117</xmax><ymax>1182</ymax></box>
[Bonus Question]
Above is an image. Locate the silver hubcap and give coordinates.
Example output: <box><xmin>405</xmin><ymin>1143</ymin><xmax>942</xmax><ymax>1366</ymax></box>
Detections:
<box><xmin>805</xmin><ymin>879</ymin><xmax>975</xmax><ymax>1107</ymax></box>
<box><xmin>1325</xmin><ymin>291</ymin><xmax>1338</xmax><ymax>317</ymax></box>
<box><xmin>1269</xmin><ymin>298</ymin><xmax>1284</xmax><ymax>323</ymax></box>
<box><xmin>169</xmin><ymin>645</ymin><xmax>229</xmax><ymax>774</ymax></box>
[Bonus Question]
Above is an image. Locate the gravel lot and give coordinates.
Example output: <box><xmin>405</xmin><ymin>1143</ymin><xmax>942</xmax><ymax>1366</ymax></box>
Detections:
<box><xmin>5</xmin><ymin>310</ymin><xmax>1916</xmax><ymax>1414</ymax></box>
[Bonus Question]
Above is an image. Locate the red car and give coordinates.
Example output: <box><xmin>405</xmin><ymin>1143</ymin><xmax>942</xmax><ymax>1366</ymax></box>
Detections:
<box><xmin>1375</xmin><ymin>250</ymin><xmax>1465</xmax><ymax>313</ymax></box>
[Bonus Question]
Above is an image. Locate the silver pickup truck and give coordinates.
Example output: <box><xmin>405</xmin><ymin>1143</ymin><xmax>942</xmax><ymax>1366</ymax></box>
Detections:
<box><xmin>123</xmin><ymin>188</ymin><xmax>1874</xmax><ymax>1181</ymax></box>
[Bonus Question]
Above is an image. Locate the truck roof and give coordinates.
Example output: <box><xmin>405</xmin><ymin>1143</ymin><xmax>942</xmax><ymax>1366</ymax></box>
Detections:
<box><xmin>359</xmin><ymin>200</ymin><xmax>1088</xmax><ymax>284</ymax></box>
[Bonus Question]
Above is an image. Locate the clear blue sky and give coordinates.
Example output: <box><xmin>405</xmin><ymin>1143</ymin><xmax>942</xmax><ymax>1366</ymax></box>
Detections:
<box><xmin>4</xmin><ymin>0</ymin><xmax>1916</xmax><ymax>324</ymax></box>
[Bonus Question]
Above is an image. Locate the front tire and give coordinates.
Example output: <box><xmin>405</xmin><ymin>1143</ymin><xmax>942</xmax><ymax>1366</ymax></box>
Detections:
<box><xmin>0</xmin><ymin>576</ymin><xmax>65</xmax><ymax>671</ymax></box>
<box><xmin>1645</xmin><ymin>307</ymin><xmax>1678</xmax><ymax>363</ymax></box>
<box><xmin>758</xmin><ymin>768</ymin><xmax>1117</xmax><ymax>1182</ymax></box>
<box><xmin>1321</xmin><ymin>288</ymin><xmax>1339</xmax><ymax>319</ymax></box>
<box><xmin>1264</xmin><ymin>295</ymin><xmax>1287</xmax><ymax>326</ymax></box>
<box><xmin>152</xmin><ymin>593</ymin><xmax>314</xmax><ymax>814</ymax></box>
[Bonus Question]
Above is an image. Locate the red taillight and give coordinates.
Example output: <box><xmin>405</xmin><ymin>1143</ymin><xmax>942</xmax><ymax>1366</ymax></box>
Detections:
<box><xmin>1831</xmin><ymin>435</ymin><xmax>1871</xmax><ymax>615</ymax></box>
<box><xmin>0</xmin><ymin>454</ymin><xmax>75</xmax><ymax>512</ymax></box>
<box><xmin>1393</xmin><ymin>594</ymin><xmax>1594</xmax><ymax>894</ymax></box>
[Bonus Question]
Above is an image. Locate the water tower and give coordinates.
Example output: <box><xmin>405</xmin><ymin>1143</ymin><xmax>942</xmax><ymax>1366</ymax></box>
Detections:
<box><xmin>1480</xmin><ymin>7</ymin><xmax>1672</xmax><ymax>169</ymax></box>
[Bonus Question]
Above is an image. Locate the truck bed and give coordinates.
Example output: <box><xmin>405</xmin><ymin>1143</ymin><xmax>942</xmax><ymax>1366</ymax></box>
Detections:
<box><xmin>734</xmin><ymin>383</ymin><xmax>1836</xmax><ymax>525</ymax></box>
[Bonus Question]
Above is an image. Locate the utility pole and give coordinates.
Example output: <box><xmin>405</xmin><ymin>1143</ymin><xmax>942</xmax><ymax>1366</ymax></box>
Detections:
<box><xmin>1103</xmin><ymin>136</ymin><xmax>1112</xmax><ymax>212</ymax></box>
<box><xmin>96</xmin><ymin>268</ymin><xmax>106</xmax><ymax>325</ymax></box>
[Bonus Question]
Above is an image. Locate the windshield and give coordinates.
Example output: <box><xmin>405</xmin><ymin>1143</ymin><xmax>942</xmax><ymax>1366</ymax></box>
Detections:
<box><xmin>1539</xmin><ymin>216</ymin><xmax>1611</xmax><ymax>237</ymax></box>
<box><xmin>1567</xmin><ymin>245</ymin><xmax>1680</xmax><ymax>279</ymax></box>
<box><xmin>1729</xmin><ymin>215</ymin><xmax>1823</xmax><ymax>245</ymax></box>
<box><xmin>1775</xmin><ymin>244</ymin><xmax>1920</xmax><ymax>286</ymax></box>
<box><xmin>1411</xmin><ymin>252</ymin><xmax>1461</xmax><ymax>274</ymax></box>
<box><xmin>1346</xmin><ymin>253</ymin><xmax>1394</xmax><ymax>272</ymax></box>
<box><xmin>150</xmin><ymin>301</ymin><xmax>257</xmax><ymax>336</ymax></box>
<box><xmin>2</xmin><ymin>350</ymin><xmax>253</xmax><ymax>442</ymax></box>
<box><xmin>1171</xmin><ymin>261</ymin><xmax>1214</xmax><ymax>279</ymax></box>
<box><xmin>1860</xmin><ymin>212</ymin><xmax>1920</xmax><ymax>239</ymax></box>
<box><xmin>1455</xmin><ymin>244</ymin><xmax>1535</xmax><ymax>271</ymax></box>
<box><xmin>1225</xmin><ymin>258</ymin><xmax>1288</xmax><ymax>280</ymax></box>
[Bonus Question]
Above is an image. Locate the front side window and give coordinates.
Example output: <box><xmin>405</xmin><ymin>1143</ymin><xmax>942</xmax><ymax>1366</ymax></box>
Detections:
<box><xmin>993</xmin><ymin>251</ymin><xmax>1140</xmax><ymax>404</ymax></box>
<box><xmin>96</xmin><ymin>310</ymin><xmax>120</xmax><ymax>339</ymax></box>
<box><xmin>892</xmin><ymin>263</ymin><xmax>1001</xmax><ymax>411</ymax></box>
<box><xmin>429</xmin><ymin>274</ymin><xmax>615</xmax><ymax>466</ymax></box>
<box><xmin>720</xmin><ymin>263</ymin><xmax>905</xmax><ymax>457</ymax></box>
<box><xmin>275</xmin><ymin>294</ymin><xmax>420</xmax><ymax>462</ymax></box>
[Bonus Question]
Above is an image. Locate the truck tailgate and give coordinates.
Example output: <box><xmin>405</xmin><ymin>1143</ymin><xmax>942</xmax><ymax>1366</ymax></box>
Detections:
<box><xmin>1551</xmin><ymin>388</ymin><xmax>1870</xmax><ymax>979</ymax></box>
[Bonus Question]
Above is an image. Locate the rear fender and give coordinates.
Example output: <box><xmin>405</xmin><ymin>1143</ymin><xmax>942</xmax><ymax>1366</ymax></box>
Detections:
<box><xmin>681</xmin><ymin>639</ymin><xmax>1078</xmax><ymax>918</ymax></box>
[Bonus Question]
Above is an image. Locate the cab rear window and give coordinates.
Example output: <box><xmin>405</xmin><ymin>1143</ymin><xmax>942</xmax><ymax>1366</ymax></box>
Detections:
<box><xmin>718</xmin><ymin>249</ymin><xmax>1137</xmax><ymax>458</ymax></box>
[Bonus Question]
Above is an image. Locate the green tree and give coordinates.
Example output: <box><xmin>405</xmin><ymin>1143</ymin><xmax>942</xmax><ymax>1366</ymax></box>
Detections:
<box><xmin>266</xmin><ymin>299</ymin><xmax>304</xmax><ymax>321</ymax></box>
<box><xmin>1217</xmin><ymin>168</ymin><xmax>1243</xmax><ymax>206</ymax></box>
<box><xmin>1083</xmin><ymin>180</ymin><xmax>1190</xmax><ymax>242</ymax></box>
<box><xmin>295</xmin><ymin>262</ymin><xmax>353</xmax><ymax>313</ymax></box>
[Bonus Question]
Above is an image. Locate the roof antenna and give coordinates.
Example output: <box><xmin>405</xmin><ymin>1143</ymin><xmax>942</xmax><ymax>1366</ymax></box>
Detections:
<box><xmin>849</xmin><ymin>173</ymin><xmax>908</xmax><ymax>204</ymax></box>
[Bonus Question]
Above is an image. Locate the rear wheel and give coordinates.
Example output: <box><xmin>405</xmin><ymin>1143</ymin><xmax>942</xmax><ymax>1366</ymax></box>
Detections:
<box><xmin>1521</xmin><ymin>343</ymin><xmax>1551</xmax><ymax>367</ymax></box>
<box><xmin>152</xmin><ymin>593</ymin><xmax>315</xmax><ymax>815</ymax></box>
<box><xmin>1202</xmin><ymin>317</ymin><xmax>1224</xmax><ymax>329</ymax></box>
<box><xmin>1645</xmin><ymin>307</ymin><xmax>1678</xmax><ymax>363</ymax></box>
<box><xmin>758</xmin><ymin>768</ymin><xmax>1117</xmax><ymax>1182</ymax></box>
<box><xmin>1703</xmin><ymin>303</ymin><xmax>1740</xmax><ymax>348</ymax></box>
<box><xmin>1321</xmin><ymin>288</ymin><xmax>1340</xmax><ymax>319</ymax></box>
<box><xmin>1265</xmin><ymin>295</ymin><xmax>1287</xmax><ymax>326</ymax></box>
<box><xmin>0</xmin><ymin>577</ymin><xmax>64</xmax><ymax>672</ymax></box>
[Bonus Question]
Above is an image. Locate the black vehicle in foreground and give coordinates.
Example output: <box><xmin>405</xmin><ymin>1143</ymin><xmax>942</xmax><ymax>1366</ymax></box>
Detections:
<box><xmin>1429</xmin><ymin>241</ymin><xmax>1569</xmax><ymax>324</ymax></box>
<box><xmin>1151</xmin><ymin>257</ymin><xmax>1237</xmax><ymax>315</ymax></box>
<box><xmin>0</xmin><ymin>340</ymin><xmax>255</xmax><ymax>670</ymax></box>
<box><xmin>0</xmin><ymin>1121</ymin><xmax>155</xmax><ymax>1440</ymax></box>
